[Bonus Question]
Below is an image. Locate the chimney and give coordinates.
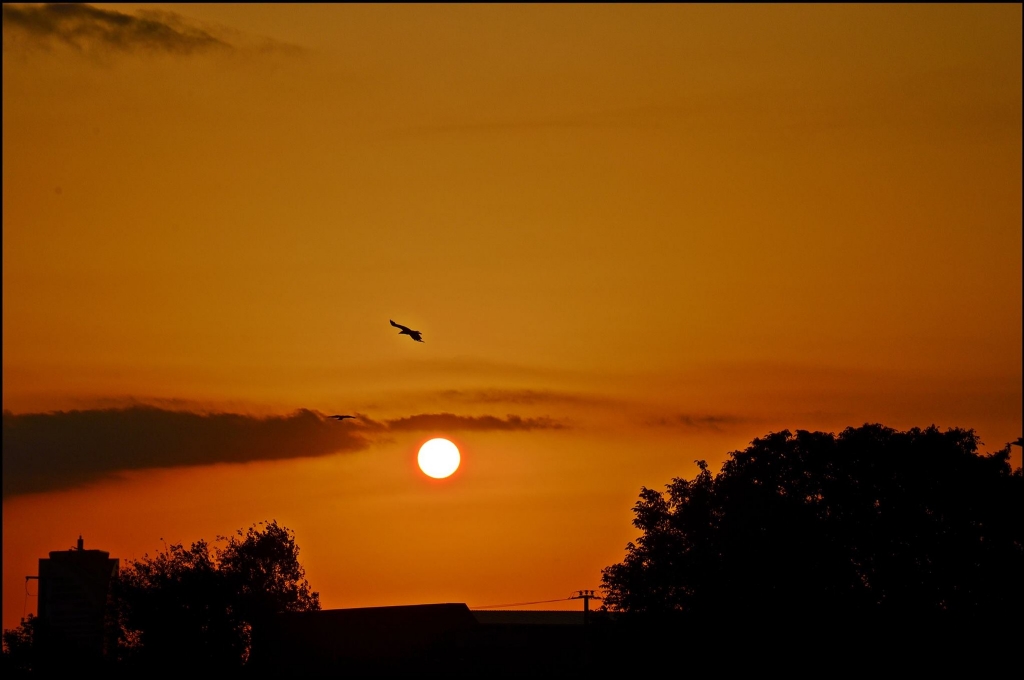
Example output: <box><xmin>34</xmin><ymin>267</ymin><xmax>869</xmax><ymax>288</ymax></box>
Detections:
<box><xmin>77</xmin><ymin>536</ymin><xmax>84</xmax><ymax>551</ymax></box>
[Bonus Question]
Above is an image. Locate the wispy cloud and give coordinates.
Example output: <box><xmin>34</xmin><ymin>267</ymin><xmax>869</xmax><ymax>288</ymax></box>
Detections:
<box><xmin>381</xmin><ymin>413</ymin><xmax>565</xmax><ymax>432</ymax></box>
<box><xmin>2</xmin><ymin>406</ymin><xmax>564</xmax><ymax>498</ymax></box>
<box><xmin>646</xmin><ymin>413</ymin><xmax>750</xmax><ymax>431</ymax></box>
<box><xmin>2</xmin><ymin>3</ymin><xmax>229</xmax><ymax>54</ymax></box>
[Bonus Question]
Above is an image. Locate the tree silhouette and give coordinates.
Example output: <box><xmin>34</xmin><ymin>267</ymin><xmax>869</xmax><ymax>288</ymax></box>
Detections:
<box><xmin>601</xmin><ymin>424</ymin><xmax>1024</xmax><ymax>624</ymax></box>
<box><xmin>113</xmin><ymin>520</ymin><xmax>319</xmax><ymax>670</ymax></box>
<box><xmin>1</xmin><ymin>615</ymin><xmax>38</xmax><ymax>676</ymax></box>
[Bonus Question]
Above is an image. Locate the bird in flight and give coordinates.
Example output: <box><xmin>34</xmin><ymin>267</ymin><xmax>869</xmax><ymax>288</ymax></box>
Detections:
<box><xmin>330</xmin><ymin>415</ymin><xmax>355</xmax><ymax>421</ymax></box>
<box><xmin>390</xmin><ymin>319</ymin><xmax>424</xmax><ymax>343</ymax></box>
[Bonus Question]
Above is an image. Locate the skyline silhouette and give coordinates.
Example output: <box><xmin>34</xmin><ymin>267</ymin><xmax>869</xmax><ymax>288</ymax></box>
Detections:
<box><xmin>7</xmin><ymin>425</ymin><xmax>1021</xmax><ymax>672</ymax></box>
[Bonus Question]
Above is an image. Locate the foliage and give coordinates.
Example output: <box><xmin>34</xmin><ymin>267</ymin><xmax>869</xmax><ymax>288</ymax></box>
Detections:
<box><xmin>601</xmin><ymin>424</ymin><xmax>1024</xmax><ymax>622</ymax></box>
<box><xmin>1</xmin><ymin>615</ymin><xmax>38</xmax><ymax>676</ymax></box>
<box><xmin>114</xmin><ymin>520</ymin><xmax>319</xmax><ymax>669</ymax></box>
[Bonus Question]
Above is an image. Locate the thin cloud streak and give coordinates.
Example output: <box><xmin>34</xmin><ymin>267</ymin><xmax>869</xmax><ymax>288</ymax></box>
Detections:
<box><xmin>2</xmin><ymin>3</ymin><xmax>229</xmax><ymax>54</ymax></box>
<box><xmin>646</xmin><ymin>413</ymin><xmax>750</xmax><ymax>431</ymax></box>
<box><xmin>381</xmin><ymin>413</ymin><xmax>565</xmax><ymax>432</ymax></box>
<box><xmin>2</xmin><ymin>406</ymin><xmax>566</xmax><ymax>498</ymax></box>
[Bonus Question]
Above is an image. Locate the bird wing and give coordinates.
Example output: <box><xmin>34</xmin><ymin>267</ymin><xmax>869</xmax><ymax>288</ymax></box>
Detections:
<box><xmin>391</xmin><ymin>319</ymin><xmax>423</xmax><ymax>339</ymax></box>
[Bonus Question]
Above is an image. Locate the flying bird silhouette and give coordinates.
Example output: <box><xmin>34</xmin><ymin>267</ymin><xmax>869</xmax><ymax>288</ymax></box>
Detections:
<box><xmin>329</xmin><ymin>415</ymin><xmax>355</xmax><ymax>421</ymax></box>
<box><xmin>390</xmin><ymin>319</ymin><xmax>424</xmax><ymax>342</ymax></box>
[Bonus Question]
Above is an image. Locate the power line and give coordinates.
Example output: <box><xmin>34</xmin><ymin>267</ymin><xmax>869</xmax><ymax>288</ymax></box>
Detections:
<box><xmin>23</xmin><ymin>576</ymin><xmax>38</xmax><ymax>620</ymax></box>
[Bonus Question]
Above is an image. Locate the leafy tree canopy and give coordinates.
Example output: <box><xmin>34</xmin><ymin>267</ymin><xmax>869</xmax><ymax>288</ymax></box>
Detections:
<box><xmin>114</xmin><ymin>519</ymin><xmax>319</xmax><ymax>669</ymax></box>
<box><xmin>1</xmin><ymin>615</ymin><xmax>37</xmax><ymax>676</ymax></box>
<box><xmin>601</xmin><ymin>424</ymin><xmax>1023</xmax><ymax>623</ymax></box>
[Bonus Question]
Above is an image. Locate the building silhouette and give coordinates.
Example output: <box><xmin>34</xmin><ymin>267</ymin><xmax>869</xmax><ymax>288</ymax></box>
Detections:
<box><xmin>35</xmin><ymin>536</ymin><xmax>119</xmax><ymax>667</ymax></box>
<box><xmin>250</xmin><ymin>603</ymin><xmax>601</xmax><ymax>674</ymax></box>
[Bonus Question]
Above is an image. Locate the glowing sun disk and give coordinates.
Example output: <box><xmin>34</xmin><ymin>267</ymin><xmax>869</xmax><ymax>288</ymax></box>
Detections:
<box><xmin>418</xmin><ymin>438</ymin><xmax>460</xmax><ymax>479</ymax></box>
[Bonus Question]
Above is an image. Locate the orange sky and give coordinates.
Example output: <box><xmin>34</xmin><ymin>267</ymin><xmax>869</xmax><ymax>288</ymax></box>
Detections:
<box><xmin>3</xmin><ymin>4</ymin><xmax>1021</xmax><ymax>631</ymax></box>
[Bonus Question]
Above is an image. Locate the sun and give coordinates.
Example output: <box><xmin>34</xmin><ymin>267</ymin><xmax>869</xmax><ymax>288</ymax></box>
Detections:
<box><xmin>418</xmin><ymin>438</ymin><xmax>460</xmax><ymax>479</ymax></box>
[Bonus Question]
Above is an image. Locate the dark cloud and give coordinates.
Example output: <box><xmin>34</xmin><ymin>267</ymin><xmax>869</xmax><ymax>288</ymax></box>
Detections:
<box><xmin>2</xmin><ymin>407</ymin><xmax>369</xmax><ymax>499</ymax></box>
<box><xmin>382</xmin><ymin>413</ymin><xmax>565</xmax><ymax>432</ymax></box>
<box><xmin>647</xmin><ymin>414</ymin><xmax>749</xmax><ymax>431</ymax></box>
<box><xmin>2</xmin><ymin>3</ymin><xmax>229</xmax><ymax>54</ymax></box>
<box><xmin>2</xmin><ymin>407</ymin><xmax>564</xmax><ymax>498</ymax></box>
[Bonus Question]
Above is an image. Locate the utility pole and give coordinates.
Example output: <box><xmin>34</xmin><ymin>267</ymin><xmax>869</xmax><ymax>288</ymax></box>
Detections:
<box><xmin>570</xmin><ymin>589</ymin><xmax>601</xmax><ymax>627</ymax></box>
<box><xmin>570</xmin><ymin>590</ymin><xmax>602</xmax><ymax>668</ymax></box>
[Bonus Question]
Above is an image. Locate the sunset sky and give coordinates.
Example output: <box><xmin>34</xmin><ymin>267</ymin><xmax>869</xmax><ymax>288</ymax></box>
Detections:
<box><xmin>3</xmin><ymin>4</ymin><xmax>1021</xmax><ymax>631</ymax></box>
